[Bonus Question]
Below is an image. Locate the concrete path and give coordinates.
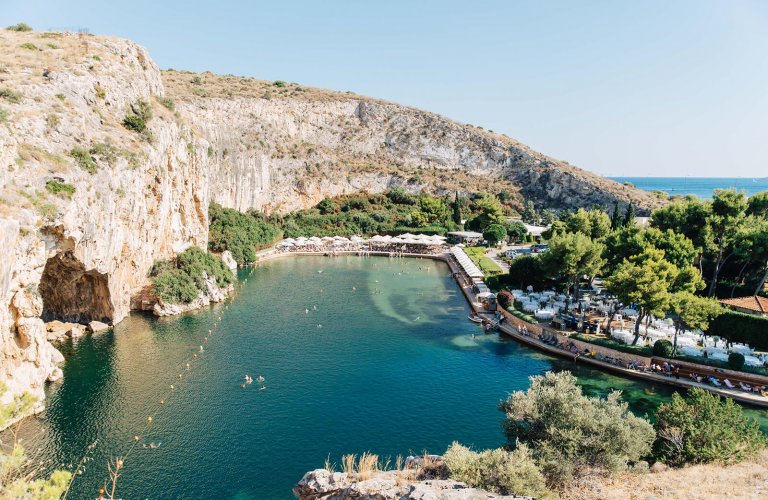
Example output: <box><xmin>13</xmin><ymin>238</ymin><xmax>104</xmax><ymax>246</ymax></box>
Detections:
<box><xmin>484</xmin><ymin>248</ymin><xmax>510</xmax><ymax>272</ymax></box>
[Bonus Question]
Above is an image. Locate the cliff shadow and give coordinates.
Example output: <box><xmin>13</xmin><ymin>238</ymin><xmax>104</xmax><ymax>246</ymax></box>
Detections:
<box><xmin>39</xmin><ymin>251</ymin><xmax>113</xmax><ymax>324</ymax></box>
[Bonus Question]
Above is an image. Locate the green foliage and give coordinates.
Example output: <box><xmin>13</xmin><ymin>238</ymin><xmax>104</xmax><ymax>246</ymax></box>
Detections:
<box><xmin>500</xmin><ymin>371</ymin><xmax>655</xmax><ymax>486</ymax></box>
<box><xmin>483</xmin><ymin>223</ymin><xmax>506</xmax><ymax>246</ymax></box>
<box><xmin>563</xmin><ymin>207</ymin><xmax>612</xmax><ymax>239</ymax></box>
<box><xmin>0</xmin><ymin>88</ymin><xmax>23</xmax><ymax>104</ymax></box>
<box><xmin>0</xmin><ymin>107</ymin><xmax>7</xmax><ymax>123</ymax></box>
<box><xmin>521</xmin><ymin>200</ymin><xmax>539</xmax><ymax>224</ymax></box>
<box><xmin>208</xmin><ymin>203</ymin><xmax>282</xmax><ymax>265</ymax></box>
<box><xmin>504</xmin><ymin>255</ymin><xmax>550</xmax><ymax>290</ymax></box>
<box><xmin>386</xmin><ymin>187</ymin><xmax>417</xmax><ymax>205</ymax></box>
<box><xmin>728</xmin><ymin>352</ymin><xmax>745</xmax><ymax>371</ymax></box>
<box><xmin>466</xmin><ymin>196</ymin><xmax>504</xmax><ymax>231</ymax></box>
<box><xmin>273</xmin><ymin>80</ymin><xmax>287</xmax><ymax>87</ymax></box>
<box><xmin>151</xmin><ymin>247</ymin><xmax>234</xmax><ymax>304</ymax></box>
<box><xmin>6</xmin><ymin>22</ymin><xmax>32</xmax><ymax>31</ymax></box>
<box><xmin>69</xmin><ymin>147</ymin><xmax>97</xmax><ymax>174</ymax></box>
<box><xmin>670</xmin><ymin>292</ymin><xmax>723</xmax><ymax>341</ymax></box>
<box><xmin>464</xmin><ymin>247</ymin><xmax>503</xmax><ymax>276</ymax></box>
<box><xmin>443</xmin><ymin>442</ymin><xmax>548</xmax><ymax>497</ymax></box>
<box><xmin>653</xmin><ymin>339</ymin><xmax>674</xmax><ymax>357</ymax></box>
<box><xmin>316</xmin><ymin>198</ymin><xmax>339</xmax><ymax>215</ymax></box>
<box><xmin>540</xmin><ymin>232</ymin><xmax>604</xmax><ymax>296</ymax></box>
<box><xmin>654</xmin><ymin>388</ymin><xmax>765</xmax><ymax>466</ymax></box>
<box><xmin>496</xmin><ymin>289</ymin><xmax>513</xmax><ymax>309</ymax></box>
<box><xmin>20</xmin><ymin>42</ymin><xmax>37</xmax><ymax>50</ymax></box>
<box><xmin>45</xmin><ymin>180</ymin><xmax>75</xmax><ymax>199</ymax></box>
<box><xmin>707</xmin><ymin>310</ymin><xmax>768</xmax><ymax>350</ymax></box>
<box><xmin>0</xmin><ymin>383</ymin><xmax>72</xmax><ymax>498</ymax></box>
<box><xmin>503</xmin><ymin>220</ymin><xmax>527</xmax><ymax>243</ymax></box>
<box><xmin>122</xmin><ymin>99</ymin><xmax>153</xmax><ymax>133</ymax></box>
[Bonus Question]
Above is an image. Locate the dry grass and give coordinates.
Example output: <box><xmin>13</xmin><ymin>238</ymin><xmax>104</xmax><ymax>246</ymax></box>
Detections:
<box><xmin>565</xmin><ymin>451</ymin><xmax>768</xmax><ymax>500</ymax></box>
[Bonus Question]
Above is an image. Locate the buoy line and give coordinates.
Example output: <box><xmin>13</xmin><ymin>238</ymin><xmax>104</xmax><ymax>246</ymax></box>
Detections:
<box><xmin>91</xmin><ymin>268</ymin><xmax>255</xmax><ymax>499</ymax></box>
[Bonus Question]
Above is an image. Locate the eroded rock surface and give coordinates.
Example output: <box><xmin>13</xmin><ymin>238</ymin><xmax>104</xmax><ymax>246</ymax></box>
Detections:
<box><xmin>0</xmin><ymin>28</ymin><xmax>663</xmax><ymax>423</ymax></box>
<box><xmin>293</xmin><ymin>469</ymin><xmax>529</xmax><ymax>499</ymax></box>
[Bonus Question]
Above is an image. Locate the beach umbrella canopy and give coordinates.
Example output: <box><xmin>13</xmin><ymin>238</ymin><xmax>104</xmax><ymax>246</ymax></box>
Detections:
<box><xmin>284</xmin><ymin>237</ymin><xmax>296</xmax><ymax>243</ymax></box>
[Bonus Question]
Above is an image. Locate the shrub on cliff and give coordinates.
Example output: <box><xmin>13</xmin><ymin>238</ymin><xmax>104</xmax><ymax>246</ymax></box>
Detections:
<box><xmin>500</xmin><ymin>371</ymin><xmax>655</xmax><ymax>486</ymax></box>
<box><xmin>45</xmin><ymin>179</ymin><xmax>75</xmax><ymax>199</ymax></box>
<box><xmin>653</xmin><ymin>387</ymin><xmax>765</xmax><ymax>467</ymax></box>
<box><xmin>208</xmin><ymin>203</ymin><xmax>282</xmax><ymax>265</ymax></box>
<box><xmin>151</xmin><ymin>247</ymin><xmax>234</xmax><ymax>304</ymax></box>
<box><xmin>122</xmin><ymin>99</ymin><xmax>153</xmax><ymax>133</ymax></box>
<box><xmin>6</xmin><ymin>22</ymin><xmax>32</xmax><ymax>31</ymax></box>
<box><xmin>69</xmin><ymin>147</ymin><xmax>97</xmax><ymax>174</ymax></box>
<box><xmin>443</xmin><ymin>442</ymin><xmax>548</xmax><ymax>497</ymax></box>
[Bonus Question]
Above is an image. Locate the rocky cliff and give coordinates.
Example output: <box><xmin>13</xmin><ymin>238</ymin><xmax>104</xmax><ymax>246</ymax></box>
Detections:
<box><xmin>0</xmin><ymin>29</ymin><xmax>661</xmax><ymax>421</ymax></box>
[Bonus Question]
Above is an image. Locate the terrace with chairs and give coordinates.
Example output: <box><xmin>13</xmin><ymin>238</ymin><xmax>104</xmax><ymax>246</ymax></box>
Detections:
<box><xmin>275</xmin><ymin>233</ymin><xmax>448</xmax><ymax>255</ymax></box>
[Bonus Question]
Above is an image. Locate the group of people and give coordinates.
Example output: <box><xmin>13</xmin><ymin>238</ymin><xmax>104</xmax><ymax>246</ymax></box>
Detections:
<box><xmin>687</xmin><ymin>371</ymin><xmax>768</xmax><ymax>396</ymax></box>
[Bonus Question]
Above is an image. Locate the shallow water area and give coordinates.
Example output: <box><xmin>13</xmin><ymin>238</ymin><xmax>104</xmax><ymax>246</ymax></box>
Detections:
<box><xmin>11</xmin><ymin>255</ymin><xmax>768</xmax><ymax>499</ymax></box>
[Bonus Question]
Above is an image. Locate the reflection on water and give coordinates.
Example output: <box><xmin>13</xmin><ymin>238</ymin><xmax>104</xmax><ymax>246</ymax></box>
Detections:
<box><xmin>8</xmin><ymin>256</ymin><xmax>767</xmax><ymax>499</ymax></box>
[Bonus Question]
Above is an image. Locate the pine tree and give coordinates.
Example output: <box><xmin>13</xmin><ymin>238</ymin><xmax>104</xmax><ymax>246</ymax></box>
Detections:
<box><xmin>452</xmin><ymin>192</ymin><xmax>462</xmax><ymax>225</ymax></box>
<box><xmin>611</xmin><ymin>201</ymin><xmax>622</xmax><ymax>229</ymax></box>
<box><xmin>623</xmin><ymin>202</ymin><xmax>636</xmax><ymax>227</ymax></box>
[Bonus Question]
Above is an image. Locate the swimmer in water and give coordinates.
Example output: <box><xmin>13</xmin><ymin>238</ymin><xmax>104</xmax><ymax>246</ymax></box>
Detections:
<box><xmin>305</xmin><ymin>308</ymin><xmax>309</xmax><ymax>314</ymax></box>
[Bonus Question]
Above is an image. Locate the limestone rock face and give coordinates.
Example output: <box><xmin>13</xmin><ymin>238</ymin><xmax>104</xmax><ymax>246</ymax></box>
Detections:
<box><xmin>221</xmin><ymin>250</ymin><xmax>238</xmax><ymax>271</ymax></box>
<box><xmin>293</xmin><ymin>469</ymin><xmax>528</xmax><ymax>499</ymax></box>
<box><xmin>0</xmin><ymin>29</ymin><xmax>663</xmax><ymax>423</ymax></box>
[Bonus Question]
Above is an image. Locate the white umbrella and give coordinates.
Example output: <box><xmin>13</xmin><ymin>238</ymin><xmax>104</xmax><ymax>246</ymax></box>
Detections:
<box><xmin>350</xmin><ymin>235</ymin><xmax>365</xmax><ymax>242</ymax></box>
<box><xmin>284</xmin><ymin>237</ymin><xmax>296</xmax><ymax>243</ymax></box>
<box><xmin>321</xmin><ymin>236</ymin><xmax>334</xmax><ymax>241</ymax></box>
<box><xmin>308</xmin><ymin>236</ymin><xmax>322</xmax><ymax>243</ymax></box>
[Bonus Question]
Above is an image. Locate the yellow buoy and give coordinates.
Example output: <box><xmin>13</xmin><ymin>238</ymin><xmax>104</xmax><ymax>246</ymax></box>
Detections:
<box><xmin>147</xmin><ymin>416</ymin><xmax>153</xmax><ymax>423</ymax></box>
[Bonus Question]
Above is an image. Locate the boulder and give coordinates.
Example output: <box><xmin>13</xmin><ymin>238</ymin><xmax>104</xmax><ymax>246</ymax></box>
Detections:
<box><xmin>66</xmin><ymin>325</ymin><xmax>85</xmax><ymax>338</ymax></box>
<box><xmin>47</xmin><ymin>367</ymin><xmax>63</xmax><ymax>382</ymax></box>
<box><xmin>88</xmin><ymin>321</ymin><xmax>111</xmax><ymax>333</ymax></box>
<box><xmin>221</xmin><ymin>250</ymin><xmax>238</xmax><ymax>271</ymax></box>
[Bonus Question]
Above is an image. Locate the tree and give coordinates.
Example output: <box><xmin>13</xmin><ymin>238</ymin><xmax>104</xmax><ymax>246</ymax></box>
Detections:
<box><xmin>503</xmin><ymin>220</ymin><xmax>527</xmax><ymax>243</ymax></box>
<box><xmin>500</xmin><ymin>371</ymin><xmax>655</xmax><ymax>486</ymax></box>
<box><xmin>316</xmin><ymin>198</ymin><xmax>338</xmax><ymax>214</ymax></box>
<box><xmin>540</xmin><ymin>232</ymin><xmax>604</xmax><ymax>298</ymax></box>
<box><xmin>706</xmin><ymin>189</ymin><xmax>748</xmax><ymax>296</ymax></box>
<box><xmin>452</xmin><ymin>192</ymin><xmax>462</xmax><ymax>225</ymax></box>
<box><xmin>521</xmin><ymin>200</ymin><xmax>539</xmax><ymax>224</ymax></box>
<box><xmin>747</xmin><ymin>190</ymin><xmax>768</xmax><ymax>218</ymax></box>
<box><xmin>605</xmin><ymin>248</ymin><xmax>702</xmax><ymax>345</ymax></box>
<box><xmin>466</xmin><ymin>196</ymin><xmax>504</xmax><ymax>231</ymax></box>
<box><xmin>623</xmin><ymin>202</ymin><xmax>636</xmax><ymax>227</ymax></box>
<box><xmin>602</xmin><ymin>226</ymin><xmax>697</xmax><ymax>275</ymax></box>
<box><xmin>563</xmin><ymin>208</ymin><xmax>612</xmax><ymax>240</ymax></box>
<box><xmin>483</xmin><ymin>224</ymin><xmax>507</xmax><ymax>246</ymax></box>
<box><xmin>506</xmin><ymin>255</ymin><xmax>549</xmax><ymax>290</ymax></box>
<box><xmin>654</xmin><ymin>388</ymin><xmax>765</xmax><ymax>467</ymax></box>
<box><xmin>669</xmin><ymin>293</ymin><xmax>723</xmax><ymax>356</ymax></box>
<box><xmin>611</xmin><ymin>202</ymin><xmax>623</xmax><ymax>229</ymax></box>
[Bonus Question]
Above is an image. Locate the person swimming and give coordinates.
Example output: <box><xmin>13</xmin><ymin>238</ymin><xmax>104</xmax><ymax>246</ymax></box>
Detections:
<box><xmin>305</xmin><ymin>308</ymin><xmax>309</xmax><ymax>314</ymax></box>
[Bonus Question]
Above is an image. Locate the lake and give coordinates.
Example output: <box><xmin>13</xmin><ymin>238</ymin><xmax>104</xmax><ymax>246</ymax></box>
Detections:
<box><xmin>13</xmin><ymin>256</ymin><xmax>768</xmax><ymax>499</ymax></box>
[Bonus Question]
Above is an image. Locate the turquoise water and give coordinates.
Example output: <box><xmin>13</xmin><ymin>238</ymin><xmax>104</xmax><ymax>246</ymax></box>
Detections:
<box><xmin>610</xmin><ymin>177</ymin><xmax>768</xmax><ymax>199</ymax></box>
<box><xmin>11</xmin><ymin>256</ymin><xmax>768</xmax><ymax>498</ymax></box>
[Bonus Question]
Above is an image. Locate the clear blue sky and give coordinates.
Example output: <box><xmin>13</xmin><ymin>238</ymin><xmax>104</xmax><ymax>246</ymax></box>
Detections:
<box><xmin>3</xmin><ymin>1</ymin><xmax>767</xmax><ymax>177</ymax></box>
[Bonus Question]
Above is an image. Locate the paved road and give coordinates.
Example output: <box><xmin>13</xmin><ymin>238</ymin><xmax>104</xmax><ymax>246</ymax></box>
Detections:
<box><xmin>484</xmin><ymin>248</ymin><xmax>510</xmax><ymax>272</ymax></box>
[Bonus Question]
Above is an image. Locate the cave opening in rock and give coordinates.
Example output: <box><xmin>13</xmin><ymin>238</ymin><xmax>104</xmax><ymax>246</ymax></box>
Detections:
<box><xmin>39</xmin><ymin>252</ymin><xmax>113</xmax><ymax>324</ymax></box>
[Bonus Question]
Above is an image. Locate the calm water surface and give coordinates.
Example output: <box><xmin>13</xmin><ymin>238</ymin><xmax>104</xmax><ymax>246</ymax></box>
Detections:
<box><xmin>610</xmin><ymin>177</ymin><xmax>768</xmax><ymax>199</ymax></box>
<box><xmin>13</xmin><ymin>256</ymin><xmax>768</xmax><ymax>499</ymax></box>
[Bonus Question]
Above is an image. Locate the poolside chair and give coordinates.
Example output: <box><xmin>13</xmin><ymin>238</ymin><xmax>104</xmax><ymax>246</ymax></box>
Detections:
<box><xmin>723</xmin><ymin>379</ymin><xmax>736</xmax><ymax>389</ymax></box>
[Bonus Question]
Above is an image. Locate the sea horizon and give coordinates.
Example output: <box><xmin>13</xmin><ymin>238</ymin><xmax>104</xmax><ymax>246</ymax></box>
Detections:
<box><xmin>609</xmin><ymin>176</ymin><xmax>768</xmax><ymax>199</ymax></box>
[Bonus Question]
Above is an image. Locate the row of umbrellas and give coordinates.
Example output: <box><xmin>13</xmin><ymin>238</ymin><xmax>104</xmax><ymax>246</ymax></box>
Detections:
<box><xmin>450</xmin><ymin>247</ymin><xmax>484</xmax><ymax>278</ymax></box>
<box><xmin>279</xmin><ymin>234</ymin><xmax>447</xmax><ymax>247</ymax></box>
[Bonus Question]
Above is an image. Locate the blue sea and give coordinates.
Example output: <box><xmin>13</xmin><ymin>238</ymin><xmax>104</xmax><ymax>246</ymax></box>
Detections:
<box><xmin>610</xmin><ymin>177</ymin><xmax>768</xmax><ymax>199</ymax></box>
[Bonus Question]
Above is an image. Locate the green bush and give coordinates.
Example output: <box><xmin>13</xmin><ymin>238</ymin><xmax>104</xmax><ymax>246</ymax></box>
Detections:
<box><xmin>153</xmin><ymin>268</ymin><xmax>199</xmax><ymax>304</ymax></box>
<box><xmin>273</xmin><ymin>80</ymin><xmax>286</xmax><ymax>87</ymax></box>
<box><xmin>20</xmin><ymin>42</ymin><xmax>37</xmax><ymax>50</ymax></box>
<box><xmin>151</xmin><ymin>247</ymin><xmax>234</xmax><ymax>304</ymax></box>
<box><xmin>443</xmin><ymin>442</ymin><xmax>548</xmax><ymax>497</ymax></box>
<box><xmin>654</xmin><ymin>387</ymin><xmax>765</xmax><ymax>466</ymax></box>
<box><xmin>69</xmin><ymin>147</ymin><xmax>97</xmax><ymax>174</ymax></box>
<box><xmin>653</xmin><ymin>339</ymin><xmax>674</xmax><ymax>358</ymax></box>
<box><xmin>123</xmin><ymin>99</ymin><xmax>153</xmax><ymax>133</ymax></box>
<box><xmin>208</xmin><ymin>203</ymin><xmax>282</xmax><ymax>265</ymax></box>
<box><xmin>708</xmin><ymin>310</ymin><xmax>768</xmax><ymax>350</ymax></box>
<box><xmin>496</xmin><ymin>290</ymin><xmax>513</xmax><ymax>309</ymax></box>
<box><xmin>500</xmin><ymin>371</ymin><xmax>655</xmax><ymax>486</ymax></box>
<box><xmin>0</xmin><ymin>87</ymin><xmax>23</xmax><ymax>104</ymax></box>
<box><xmin>45</xmin><ymin>180</ymin><xmax>75</xmax><ymax>198</ymax></box>
<box><xmin>6</xmin><ymin>22</ymin><xmax>33</xmax><ymax>31</ymax></box>
<box><xmin>728</xmin><ymin>352</ymin><xmax>745</xmax><ymax>371</ymax></box>
<box><xmin>0</xmin><ymin>107</ymin><xmax>8</xmax><ymax>123</ymax></box>
<box><xmin>122</xmin><ymin>113</ymin><xmax>146</xmax><ymax>132</ymax></box>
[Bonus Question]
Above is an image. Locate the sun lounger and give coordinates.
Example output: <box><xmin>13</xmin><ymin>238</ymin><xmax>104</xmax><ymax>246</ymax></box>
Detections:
<box><xmin>723</xmin><ymin>379</ymin><xmax>736</xmax><ymax>389</ymax></box>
